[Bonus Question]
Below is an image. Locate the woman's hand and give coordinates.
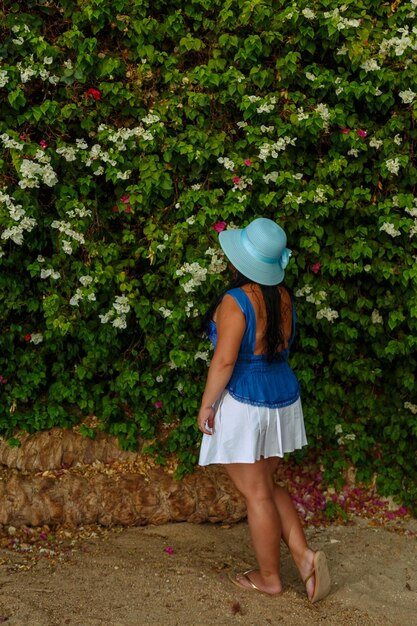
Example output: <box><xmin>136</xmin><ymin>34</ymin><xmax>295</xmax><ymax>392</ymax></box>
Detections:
<box><xmin>197</xmin><ymin>405</ymin><xmax>215</xmax><ymax>435</ymax></box>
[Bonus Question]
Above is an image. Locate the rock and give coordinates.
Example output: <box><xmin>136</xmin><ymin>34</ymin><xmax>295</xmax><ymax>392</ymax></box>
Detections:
<box><xmin>0</xmin><ymin>431</ymin><xmax>247</xmax><ymax>527</ymax></box>
<box><xmin>0</xmin><ymin>429</ymin><xmax>139</xmax><ymax>472</ymax></box>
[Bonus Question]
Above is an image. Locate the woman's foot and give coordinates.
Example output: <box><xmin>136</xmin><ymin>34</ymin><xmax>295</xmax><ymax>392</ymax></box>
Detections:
<box><xmin>230</xmin><ymin>569</ymin><xmax>283</xmax><ymax>596</ymax></box>
<box><xmin>305</xmin><ymin>551</ymin><xmax>331</xmax><ymax>603</ymax></box>
<box><xmin>297</xmin><ymin>550</ymin><xmax>331</xmax><ymax>603</ymax></box>
<box><xmin>296</xmin><ymin>549</ymin><xmax>316</xmax><ymax>600</ymax></box>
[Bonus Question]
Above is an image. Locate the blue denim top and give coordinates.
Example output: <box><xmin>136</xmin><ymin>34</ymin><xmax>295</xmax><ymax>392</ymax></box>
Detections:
<box><xmin>207</xmin><ymin>288</ymin><xmax>300</xmax><ymax>408</ymax></box>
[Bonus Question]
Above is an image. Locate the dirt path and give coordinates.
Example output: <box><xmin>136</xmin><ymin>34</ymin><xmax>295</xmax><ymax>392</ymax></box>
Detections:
<box><xmin>0</xmin><ymin>517</ymin><xmax>416</xmax><ymax>626</ymax></box>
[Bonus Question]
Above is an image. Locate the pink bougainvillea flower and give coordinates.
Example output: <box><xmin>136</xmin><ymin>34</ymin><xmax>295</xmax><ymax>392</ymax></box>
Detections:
<box><xmin>112</xmin><ymin>206</ymin><xmax>119</xmax><ymax>213</ymax></box>
<box><xmin>341</xmin><ymin>128</ymin><xmax>350</xmax><ymax>134</ymax></box>
<box><xmin>232</xmin><ymin>176</ymin><xmax>241</xmax><ymax>185</ymax></box>
<box><xmin>39</xmin><ymin>140</ymin><xmax>48</xmax><ymax>149</ymax></box>
<box><xmin>24</xmin><ymin>333</ymin><xmax>32</xmax><ymax>342</ymax></box>
<box><xmin>373</xmin><ymin>499</ymin><xmax>386</xmax><ymax>507</ymax></box>
<box><xmin>19</xmin><ymin>132</ymin><xmax>28</xmax><ymax>141</ymax></box>
<box><xmin>244</xmin><ymin>159</ymin><xmax>252</xmax><ymax>166</ymax></box>
<box><xmin>120</xmin><ymin>194</ymin><xmax>130</xmax><ymax>204</ymax></box>
<box><xmin>357</xmin><ymin>129</ymin><xmax>367</xmax><ymax>138</ymax></box>
<box><xmin>212</xmin><ymin>221</ymin><xmax>227</xmax><ymax>233</ymax></box>
<box><xmin>124</xmin><ymin>205</ymin><xmax>132</xmax><ymax>214</ymax></box>
<box><xmin>312</xmin><ymin>262</ymin><xmax>321</xmax><ymax>274</ymax></box>
<box><xmin>86</xmin><ymin>88</ymin><xmax>102</xmax><ymax>101</ymax></box>
<box><xmin>0</xmin><ymin>375</ymin><xmax>7</xmax><ymax>385</ymax></box>
<box><xmin>154</xmin><ymin>400</ymin><xmax>163</xmax><ymax>409</ymax></box>
<box><xmin>39</xmin><ymin>532</ymin><xmax>48</xmax><ymax>540</ymax></box>
<box><xmin>164</xmin><ymin>546</ymin><xmax>174</xmax><ymax>555</ymax></box>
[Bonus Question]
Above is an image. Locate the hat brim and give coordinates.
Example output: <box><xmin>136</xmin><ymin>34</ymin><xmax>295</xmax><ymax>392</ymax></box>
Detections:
<box><xmin>219</xmin><ymin>229</ymin><xmax>285</xmax><ymax>286</ymax></box>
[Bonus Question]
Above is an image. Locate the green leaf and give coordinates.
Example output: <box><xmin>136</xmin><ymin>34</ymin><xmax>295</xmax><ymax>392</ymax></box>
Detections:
<box><xmin>8</xmin><ymin>89</ymin><xmax>26</xmax><ymax>109</ymax></box>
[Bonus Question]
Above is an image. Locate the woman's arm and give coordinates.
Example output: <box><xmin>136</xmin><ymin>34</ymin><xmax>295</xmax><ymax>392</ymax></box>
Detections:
<box><xmin>197</xmin><ymin>294</ymin><xmax>246</xmax><ymax>434</ymax></box>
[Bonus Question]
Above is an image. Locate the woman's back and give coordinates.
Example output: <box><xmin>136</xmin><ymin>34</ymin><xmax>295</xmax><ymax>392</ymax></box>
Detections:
<box><xmin>241</xmin><ymin>283</ymin><xmax>293</xmax><ymax>355</ymax></box>
<box><xmin>213</xmin><ymin>283</ymin><xmax>293</xmax><ymax>356</ymax></box>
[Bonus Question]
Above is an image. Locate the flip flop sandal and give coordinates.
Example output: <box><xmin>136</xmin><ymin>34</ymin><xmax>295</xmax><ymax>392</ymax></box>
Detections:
<box><xmin>229</xmin><ymin>569</ymin><xmax>282</xmax><ymax>597</ymax></box>
<box><xmin>304</xmin><ymin>551</ymin><xmax>331</xmax><ymax>603</ymax></box>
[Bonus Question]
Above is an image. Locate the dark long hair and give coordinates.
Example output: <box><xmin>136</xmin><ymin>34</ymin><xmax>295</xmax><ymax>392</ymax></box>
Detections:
<box><xmin>203</xmin><ymin>270</ymin><xmax>286</xmax><ymax>362</ymax></box>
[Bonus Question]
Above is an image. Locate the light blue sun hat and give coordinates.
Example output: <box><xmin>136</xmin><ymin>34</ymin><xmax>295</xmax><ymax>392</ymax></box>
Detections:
<box><xmin>219</xmin><ymin>217</ymin><xmax>291</xmax><ymax>286</ymax></box>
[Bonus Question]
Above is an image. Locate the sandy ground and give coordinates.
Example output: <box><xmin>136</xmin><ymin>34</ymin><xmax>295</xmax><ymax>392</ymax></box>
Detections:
<box><xmin>0</xmin><ymin>516</ymin><xmax>416</xmax><ymax>626</ymax></box>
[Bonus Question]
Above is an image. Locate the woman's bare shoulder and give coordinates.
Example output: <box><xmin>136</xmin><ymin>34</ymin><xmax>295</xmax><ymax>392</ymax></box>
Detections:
<box><xmin>213</xmin><ymin>292</ymin><xmax>244</xmax><ymax>322</ymax></box>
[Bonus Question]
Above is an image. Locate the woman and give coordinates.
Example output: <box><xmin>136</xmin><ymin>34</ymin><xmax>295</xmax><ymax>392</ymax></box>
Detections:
<box><xmin>198</xmin><ymin>217</ymin><xmax>330</xmax><ymax>602</ymax></box>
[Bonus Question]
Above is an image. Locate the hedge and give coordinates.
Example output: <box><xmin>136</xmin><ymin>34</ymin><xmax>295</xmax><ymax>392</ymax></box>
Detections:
<box><xmin>0</xmin><ymin>0</ymin><xmax>416</xmax><ymax>511</ymax></box>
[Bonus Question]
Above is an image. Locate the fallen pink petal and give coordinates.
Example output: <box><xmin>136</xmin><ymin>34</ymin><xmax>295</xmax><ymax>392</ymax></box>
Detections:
<box><xmin>163</xmin><ymin>546</ymin><xmax>174</xmax><ymax>554</ymax></box>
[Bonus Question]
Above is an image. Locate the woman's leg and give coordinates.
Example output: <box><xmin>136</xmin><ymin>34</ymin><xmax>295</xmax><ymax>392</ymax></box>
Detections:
<box><xmin>226</xmin><ymin>457</ymin><xmax>317</xmax><ymax>599</ymax></box>
<box><xmin>265</xmin><ymin>457</ymin><xmax>316</xmax><ymax>599</ymax></box>
<box><xmin>225</xmin><ymin>459</ymin><xmax>283</xmax><ymax>594</ymax></box>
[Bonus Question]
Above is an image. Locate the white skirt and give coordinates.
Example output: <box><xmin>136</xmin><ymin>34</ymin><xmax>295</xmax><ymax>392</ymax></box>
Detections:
<box><xmin>198</xmin><ymin>390</ymin><xmax>307</xmax><ymax>465</ymax></box>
